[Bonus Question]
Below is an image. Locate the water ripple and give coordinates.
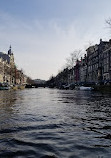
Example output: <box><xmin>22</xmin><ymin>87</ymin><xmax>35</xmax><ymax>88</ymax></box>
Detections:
<box><xmin>0</xmin><ymin>89</ymin><xmax>111</xmax><ymax>158</ymax></box>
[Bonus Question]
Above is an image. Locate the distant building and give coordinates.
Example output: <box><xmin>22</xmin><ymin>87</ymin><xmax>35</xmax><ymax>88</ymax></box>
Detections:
<box><xmin>74</xmin><ymin>60</ymin><xmax>81</xmax><ymax>84</ymax></box>
<box><xmin>70</xmin><ymin>39</ymin><xmax>111</xmax><ymax>85</ymax></box>
<box><xmin>79</xmin><ymin>55</ymin><xmax>87</xmax><ymax>83</ymax></box>
<box><xmin>0</xmin><ymin>46</ymin><xmax>15</xmax><ymax>84</ymax></box>
<box><xmin>86</xmin><ymin>39</ymin><xmax>111</xmax><ymax>84</ymax></box>
<box><xmin>34</xmin><ymin>79</ymin><xmax>46</xmax><ymax>84</ymax></box>
<box><xmin>0</xmin><ymin>46</ymin><xmax>27</xmax><ymax>85</ymax></box>
<box><xmin>102</xmin><ymin>40</ymin><xmax>111</xmax><ymax>82</ymax></box>
<box><xmin>86</xmin><ymin>44</ymin><xmax>99</xmax><ymax>83</ymax></box>
<box><xmin>0</xmin><ymin>57</ymin><xmax>4</xmax><ymax>83</ymax></box>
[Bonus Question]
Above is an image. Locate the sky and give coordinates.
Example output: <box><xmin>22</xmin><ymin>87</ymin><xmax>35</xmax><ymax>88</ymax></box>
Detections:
<box><xmin>0</xmin><ymin>0</ymin><xmax>111</xmax><ymax>80</ymax></box>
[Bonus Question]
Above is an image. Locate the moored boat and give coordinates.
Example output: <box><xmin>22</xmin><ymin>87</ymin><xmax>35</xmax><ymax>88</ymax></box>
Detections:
<box><xmin>18</xmin><ymin>85</ymin><xmax>25</xmax><ymax>90</ymax></box>
<box><xmin>79</xmin><ymin>86</ymin><xmax>94</xmax><ymax>90</ymax></box>
<box><xmin>0</xmin><ymin>86</ymin><xmax>10</xmax><ymax>90</ymax></box>
<box><xmin>0</xmin><ymin>83</ymin><xmax>10</xmax><ymax>90</ymax></box>
<box><xmin>12</xmin><ymin>85</ymin><xmax>18</xmax><ymax>90</ymax></box>
<box><xmin>12</xmin><ymin>84</ymin><xmax>25</xmax><ymax>90</ymax></box>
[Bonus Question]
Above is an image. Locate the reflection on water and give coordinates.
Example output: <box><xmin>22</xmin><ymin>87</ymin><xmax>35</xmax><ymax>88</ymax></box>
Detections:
<box><xmin>0</xmin><ymin>88</ymin><xmax>111</xmax><ymax>158</ymax></box>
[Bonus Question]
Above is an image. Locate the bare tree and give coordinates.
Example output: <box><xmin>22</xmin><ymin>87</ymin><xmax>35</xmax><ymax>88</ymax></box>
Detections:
<box><xmin>84</xmin><ymin>41</ymin><xmax>94</xmax><ymax>51</ymax></box>
<box><xmin>105</xmin><ymin>18</ymin><xmax>111</xmax><ymax>39</ymax></box>
<box><xmin>66</xmin><ymin>49</ymin><xmax>82</xmax><ymax>69</ymax></box>
<box><xmin>27</xmin><ymin>77</ymin><xmax>34</xmax><ymax>84</ymax></box>
<box><xmin>106</xmin><ymin>18</ymin><xmax>111</xmax><ymax>28</ymax></box>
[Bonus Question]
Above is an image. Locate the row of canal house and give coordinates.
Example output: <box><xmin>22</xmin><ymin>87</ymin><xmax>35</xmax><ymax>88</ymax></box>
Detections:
<box><xmin>68</xmin><ymin>39</ymin><xmax>111</xmax><ymax>85</ymax></box>
<box><xmin>0</xmin><ymin>46</ymin><xmax>27</xmax><ymax>85</ymax></box>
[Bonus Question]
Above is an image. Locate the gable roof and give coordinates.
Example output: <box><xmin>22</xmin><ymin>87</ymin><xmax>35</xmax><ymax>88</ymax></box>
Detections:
<box><xmin>0</xmin><ymin>52</ymin><xmax>10</xmax><ymax>64</ymax></box>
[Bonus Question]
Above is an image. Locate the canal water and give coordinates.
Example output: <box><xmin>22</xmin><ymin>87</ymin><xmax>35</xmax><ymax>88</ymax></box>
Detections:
<box><xmin>0</xmin><ymin>88</ymin><xmax>111</xmax><ymax>158</ymax></box>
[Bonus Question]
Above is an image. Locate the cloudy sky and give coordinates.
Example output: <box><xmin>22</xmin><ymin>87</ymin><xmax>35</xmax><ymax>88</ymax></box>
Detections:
<box><xmin>0</xmin><ymin>0</ymin><xmax>111</xmax><ymax>80</ymax></box>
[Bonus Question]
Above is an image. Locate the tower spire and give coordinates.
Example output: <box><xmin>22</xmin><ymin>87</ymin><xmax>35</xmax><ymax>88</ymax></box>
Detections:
<box><xmin>8</xmin><ymin>45</ymin><xmax>13</xmax><ymax>55</ymax></box>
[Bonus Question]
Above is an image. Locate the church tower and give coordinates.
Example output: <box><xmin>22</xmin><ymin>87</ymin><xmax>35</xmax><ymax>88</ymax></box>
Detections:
<box><xmin>8</xmin><ymin>45</ymin><xmax>14</xmax><ymax>65</ymax></box>
<box><xmin>8</xmin><ymin>45</ymin><xmax>16</xmax><ymax>85</ymax></box>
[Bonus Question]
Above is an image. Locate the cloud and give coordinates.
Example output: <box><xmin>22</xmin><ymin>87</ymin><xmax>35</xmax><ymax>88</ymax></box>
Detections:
<box><xmin>0</xmin><ymin>10</ymin><xmax>110</xmax><ymax>80</ymax></box>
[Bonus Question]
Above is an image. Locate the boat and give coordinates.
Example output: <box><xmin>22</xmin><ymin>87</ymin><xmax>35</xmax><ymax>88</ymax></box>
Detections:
<box><xmin>79</xmin><ymin>86</ymin><xmax>94</xmax><ymax>90</ymax></box>
<box><xmin>0</xmin><ymin>86</ymin><xmax>10</xmax><ymax>90</ymax></box>
<box><xmin>18</xmin><ymin>85</ymin><xmax>25</xmax><ymax>90</ymax></box>
<box><xmin>12</xmin><ymin>85</ymin><xmax>18</xmax><ymax>90</ymax></box>
<box><xmin>12</xmin><ymin>85</ymin><xmax>25</xmax><ymax>90</ymax></box>
<box><xmin>0</xmin><ymin>83</ymin><xmax>10</xmax><ymax>90</ymax></box>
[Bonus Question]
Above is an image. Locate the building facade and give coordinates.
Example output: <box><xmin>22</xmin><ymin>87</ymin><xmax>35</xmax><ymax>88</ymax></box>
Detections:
<box><xmin>0</xmin><ymin>46</ymin><xmax>27</xmax><ymax>85</ymax></box>
<box><xmin>102</xmin><ymin>42</ymin><xmax>111</xmax><ymax>82</ymax></box>
<box><xmin>81</xmin><ymin>39</ymin><xmax>111</xmax><ymax>84</ymax></box>
<box><xmin>68</xmin><ymin>39</ymin><xmax>111</xmax><ymax>85</ymax></box>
